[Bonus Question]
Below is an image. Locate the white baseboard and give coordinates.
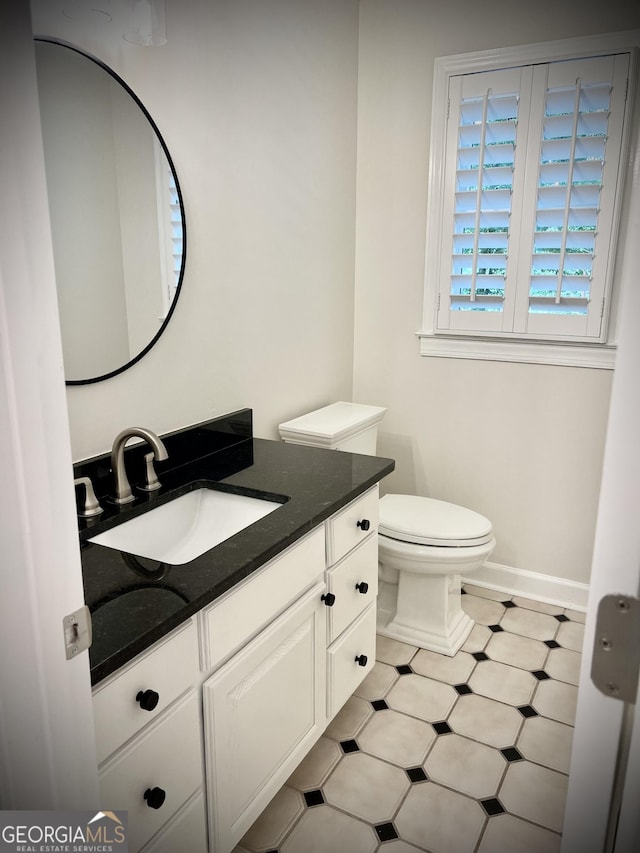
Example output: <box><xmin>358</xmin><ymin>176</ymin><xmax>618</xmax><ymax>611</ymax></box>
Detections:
<box><xmin>462</xmin><ymin>560</ymin><xmax>589</xmax><ymax>612</ymax></box>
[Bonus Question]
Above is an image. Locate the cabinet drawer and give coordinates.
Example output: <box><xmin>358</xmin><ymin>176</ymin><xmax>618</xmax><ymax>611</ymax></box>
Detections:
<box><xmin>326</xmin><ymin>486</ymin><xmax>378</xmax><ymax>566</ymax></box>
<box><xmin>201</xmin><ymin>525</ymin><xmax>324</xmax><ymax>672</ymax></box>
<box><xmin>327</xmin><ymin>534</ymin><xmax>379</xmax><ymax>642</ymax></box>
<box><xmin>141</xmin><ymin>791</ymin><xmax>207</xmax><ymax>853</ymax></box>
<box><xmin>93</xmin><ymin>619</ymin><xmax>199</xmax><ymax>764</ymax></box>
<box><xmin>327</xmin><ymin>603</ymin><xmax>377</xmax><ymax>720</ymax></box>
<box><xmin>99</xmin><ymin>690</ymin><xmax>202</xmax><ymax>853</ymax></box>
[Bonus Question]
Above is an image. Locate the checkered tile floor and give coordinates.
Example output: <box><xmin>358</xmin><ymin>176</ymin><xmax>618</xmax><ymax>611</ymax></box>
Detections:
<box><xmin>233</xmin><ymin>585</ymin><xmax>584</xmax><ymax>853</ymax></box>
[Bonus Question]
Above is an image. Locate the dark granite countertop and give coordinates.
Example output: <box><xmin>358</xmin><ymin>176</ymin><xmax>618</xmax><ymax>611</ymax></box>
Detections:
<box><xmin>76</xmin><ymin>410</ymin><xmax>394</xmax><ymax>685</ymax></box>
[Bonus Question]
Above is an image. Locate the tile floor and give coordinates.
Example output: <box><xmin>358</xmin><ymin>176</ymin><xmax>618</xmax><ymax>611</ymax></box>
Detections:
<box><xmin>233</xmin><ymin>584</ymin><xmax>585</xmax><ymax>853</ymax></box>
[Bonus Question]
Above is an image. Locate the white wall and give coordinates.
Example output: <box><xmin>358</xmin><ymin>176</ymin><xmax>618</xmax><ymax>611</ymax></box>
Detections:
<box><xmin>32</xmin><ymin>0</ymin><xmax>359</xmax><ymax>459</ymax></box>
<box><xmin>354</xmin><ymin>0</ymin><xmax>640</xmax><ymax>585</ymax></box>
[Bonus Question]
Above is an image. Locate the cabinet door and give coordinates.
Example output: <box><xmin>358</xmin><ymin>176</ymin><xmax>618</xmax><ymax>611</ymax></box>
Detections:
<box><xmin>203</xmin><ymin>582</ymin><xmax>326</xmax><ymax>853</ymax></box>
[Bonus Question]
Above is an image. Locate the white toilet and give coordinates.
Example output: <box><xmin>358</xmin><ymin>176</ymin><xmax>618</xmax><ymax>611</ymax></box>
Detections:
<box><xmin>279</xmin><ymin>402</ymin><xmax>496</xmax><ymax>656</ymax></box>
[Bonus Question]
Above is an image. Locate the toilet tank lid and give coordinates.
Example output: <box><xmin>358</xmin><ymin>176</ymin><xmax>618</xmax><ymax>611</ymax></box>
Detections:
<box><xmin>278</xmin><ymin>402</ymin><xmax>387</xmax><ymax>445</ymax></box>
<box><xmin>379</xmin><ymin>494</ymin><xmax>493</xmax><ymax>546</ymax></box>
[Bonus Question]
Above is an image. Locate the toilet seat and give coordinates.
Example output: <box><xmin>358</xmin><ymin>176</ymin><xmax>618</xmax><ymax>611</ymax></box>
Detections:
<box><xmin>379</xmin><ymin>494</ymin><xmax>493</xmax><ymax>548</ymax></box>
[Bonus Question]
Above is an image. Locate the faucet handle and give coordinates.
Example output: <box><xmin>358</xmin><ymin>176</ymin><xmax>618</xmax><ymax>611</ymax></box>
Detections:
<box><xmin>139</xmin><ymin>452</ymin><xmax>162</xmax><ymax>492</ymax></box>
<box><xmin>74</xmin><ymin>476</ymin><xmax>104</xmax><ymax>517</ymax></box>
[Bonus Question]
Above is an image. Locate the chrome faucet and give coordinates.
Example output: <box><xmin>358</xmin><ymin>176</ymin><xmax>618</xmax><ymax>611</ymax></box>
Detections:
<box><xmin>110</xmin><ymin>427</ymin><xmax>169</xmax><ymax>505</ymax></box>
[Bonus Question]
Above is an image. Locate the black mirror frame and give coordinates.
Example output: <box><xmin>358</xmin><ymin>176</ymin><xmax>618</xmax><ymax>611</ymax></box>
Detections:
<box><xmin>35</xmin><ymin>37</ymin><xmax>187</xmax><ymax>386</ymax></box>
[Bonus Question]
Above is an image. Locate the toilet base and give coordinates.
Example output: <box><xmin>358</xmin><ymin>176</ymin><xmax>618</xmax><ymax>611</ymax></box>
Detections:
<box><xmin>376</xmin><ymin>573</ymin><xmax>474</xmax><ymax>657</ymax></box>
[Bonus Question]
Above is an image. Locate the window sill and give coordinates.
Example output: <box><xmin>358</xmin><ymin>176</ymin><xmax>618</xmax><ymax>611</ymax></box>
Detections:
<box><xmin>416</xmin><ymin>333</ymin><xmax>616</xmax><ymax>369</ymax></box>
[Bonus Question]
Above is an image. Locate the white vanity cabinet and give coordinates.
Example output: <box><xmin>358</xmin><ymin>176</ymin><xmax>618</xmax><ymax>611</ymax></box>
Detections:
<box><xmin>92</xmin><ymin>486</ymin><xmax>381</xmax><ymax>853</ymax></box>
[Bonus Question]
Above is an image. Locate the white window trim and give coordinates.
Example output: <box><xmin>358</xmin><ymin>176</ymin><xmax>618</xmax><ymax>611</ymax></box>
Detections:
<box><xmin>418</xmin><ymin>30</ymin><xmax>640</xmax><ymax>370</ymax></box>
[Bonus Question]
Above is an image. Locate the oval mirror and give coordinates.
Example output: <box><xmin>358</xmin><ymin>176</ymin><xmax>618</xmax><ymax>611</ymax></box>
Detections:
<box><xmin>34</xmin><ymin>38</ymin><xmax>186</xmax><ymax>385</ymax></box>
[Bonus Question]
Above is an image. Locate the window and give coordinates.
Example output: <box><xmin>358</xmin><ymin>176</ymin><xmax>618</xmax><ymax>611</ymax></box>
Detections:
<box><xmin>420</xmin><ymin>34</ymin><xmax>637</xmax><ymax>367</ymax></box>
<box><xmin>154</xmin><ymin>138</ymin><xmax>184</xmax><ymax>318</ymax></box>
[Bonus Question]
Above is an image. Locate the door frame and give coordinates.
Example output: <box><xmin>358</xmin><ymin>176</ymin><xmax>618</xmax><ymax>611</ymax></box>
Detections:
<box><xmin>561</xmin><ymin>136</ymin><xmax>640</xmax><ymax>851</ymax></box>
<box><xmin>0</xmin><ymin>4</ymin><xmax>98</xmax><ymax>809</ymax></box>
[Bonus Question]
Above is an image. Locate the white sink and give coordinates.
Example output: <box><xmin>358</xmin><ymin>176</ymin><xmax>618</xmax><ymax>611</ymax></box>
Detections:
<box><xmin>89</xmin><ymin>488</ymin><xmax>282</xmax><ymax>565</ymax></box>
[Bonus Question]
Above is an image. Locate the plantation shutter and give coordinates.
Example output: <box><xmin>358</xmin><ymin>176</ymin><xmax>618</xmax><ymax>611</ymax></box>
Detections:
<box><xmin>168</xmin><ymin>168</ymin><xmax>183</xmax><ymax>301</ymax></box>
<box><xmin>154</xmin><ymin>132</ymin><xmax>184</xmax><ymax>317</ymax></box>
<box><xmin>437</xmin><ymin>66</ymin><xmax>530</xmax><ymax>333</ymax></box>
<box><xmin>517</xmin><ymin>54</ymin><xmax>630</xmax><ymax>339</ymax></box>
<box><xmin>436</xmin><ymin>53</ymin><xmax>630</xmax><ymax>342</ymax></box>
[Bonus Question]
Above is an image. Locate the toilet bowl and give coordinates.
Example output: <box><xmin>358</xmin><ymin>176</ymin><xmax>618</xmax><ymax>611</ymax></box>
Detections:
<box><xmin>278</xmin><ymin>402</ymin><xmax>496</xmax><ymax>656</ymax></box>
<box><xmin>377</xmin><ymin>494</ymin><xmax>495</xmax><ymax>655</ymax></box>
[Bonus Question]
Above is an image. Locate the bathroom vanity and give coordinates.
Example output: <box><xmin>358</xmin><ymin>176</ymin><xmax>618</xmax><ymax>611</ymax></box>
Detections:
<box><xmin>75</xmin><ymin>409</ymin><xmax>393</xmax><ymax>853</ymax></box>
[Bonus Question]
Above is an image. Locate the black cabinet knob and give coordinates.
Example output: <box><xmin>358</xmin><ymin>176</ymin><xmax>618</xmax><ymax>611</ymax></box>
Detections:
<box><xmin>321</xmin><ymin>593</ymin><xmax>336</xmax><ymax>607</ymax></box>
<box><xmin>355</xmin><ymin>654</ymin><xmax>368</xmax><ymax>667</ymax></box>
<box><xmin>357</xmin><ymin>519</ymin><xmax>371</xmax><ymax>531</ymax></box>
<box><xmin>355</xmin><ymin>582</ymin><xmax>369</xmax><ymax>594</ymax></box>
<box><xmin>144</xmin><ymin>787</ymin><xmax>166</xmax><ymax>809</ymax></box>
<box><xmin>136</xmin><ymin>689</ymin><xmax>160</xmax><ymax>712</ymax></box>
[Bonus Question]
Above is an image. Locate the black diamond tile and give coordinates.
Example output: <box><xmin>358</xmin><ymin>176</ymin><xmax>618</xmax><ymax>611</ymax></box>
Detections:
<box><xmin>532</xmin><ymin>669</ymin><xmax>551</xmax><ymax>681</ymax></box>
<box><xmin>396</xmin><ymin>664</ymin><xmax>413</xmax><ymax>675</ymax></box>
<box><xmin>304</xmin><ymin>789</ymin><xmax>324</xmax><ymax>807</ymax></box>
<box><xmin>555</xmin><ymin>614</ymin><xmax>570</xmax><ymax>622</ymax></box>
<box><xmin>433</xmin><ymin>721</ymin><xmax>452</xmax><ymax>735</ymax></box>
<box><xmin>406</xmin><ymin>766</ymin><xmax>428</xmax><ymax>783</ymax></box>
<box><xmin>340</xmin><ymin>739</ymin><xmax>360</xmax><ymax>753</ymax></box>
<box><xmin>481</xmin><ymin>797</ymin><xmax>506</xmax><ymax>816</ymax></box>
<box><xmin>517</xmin><ymin>704</ymin><xmax>539</xmax><ymax>718</ymax></box>
<box><xmin>472</xmin><ymin>651</ymin><xmax>489</xmax><ymax>662</ymax></box>
<box><xmin>454</xmin><ymin>683</ymin><xmax>473</xmax><ymax>695</ymax></box>
<box><xmin>502</xmin><ymin>600</ymin><xmax>517</xmax><ymax>608</ymax></box>
<box><xmin>488</xmin><ymin>624</ymin><xmax>504</xmax><ymax>633</ymax></box>
<box><xmin>375</xmin><ymin>822</ymin><xmax>399</xmax><ymax>842</ymax></box>
<box><xmin>545</xmin><ymin>640</ymin><xmax>561</xmax><ymax>648</ymax></box>
<box><xmin>371</xmin><ymin>699</ymin><xmax>389</xmax><ymax>711</ymax></box>
<box><xmin>501</xmin><ymin>746</ymin><xmax>524</xmax><ymax>762</ymax></box>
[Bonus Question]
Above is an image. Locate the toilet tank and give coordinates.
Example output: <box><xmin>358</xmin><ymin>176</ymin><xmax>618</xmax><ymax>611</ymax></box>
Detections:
<box><xmin>278</xmin><ymin>402</ymin><xmax>387</xmax><ymax>455</ymax></box>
